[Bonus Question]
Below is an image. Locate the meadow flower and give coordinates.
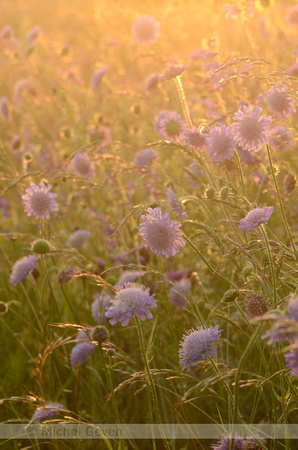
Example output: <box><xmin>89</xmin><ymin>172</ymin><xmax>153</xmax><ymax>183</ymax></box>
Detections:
<box><xmin>58</xmin><ymin>267</ymin><xmax>76</xmax><ymax>285</ymax></box>
<box><xmin>115</xmin><ymin>271</ymin><xmax>145</xmax><ymax>288</ymax></box>
<box><xmin>139</xmin><ymin>207</ymin><xmax>185</xmax><ymax>258</ymax></box>
<box><xmin>222</xmin><ymin>3</ymin><xmax>241</xmax><ymax>19</ymax></box>
<box><xmin>264</xmin><ymin>85</ymin><xmax>296</xmax><ymax>119</ymax></box>
<box><xmin>262</xmin><ymin>314</ymin><xmax>297</xmax><ymax>345</ymax></box>
<box><xmin>91</xmin><ymin>292</ymin><xmax>111</xmax><ymax>323</ymax></box>
<box><xmin>207</xmin><ymin>125</ymin><xmax>236</xmax><ymax>162</ymax></box>
<box><xmin>144</xmin><ymin>73</ymin><xmax>159</xmax><ymax>94</ymax></box>
<box><xmin>22</xmin><ymin>182</ymin><xmax>59</xmax><ymax>220</ymax></box>
<box><xmin>132</xmin><ymin>15</ymin><xmax>160</xmax><ymax>45</ymax></box>
<box><xmin>68</xmin><ymin>229</ymin><xmax>90</xmax><ymax>250</ymax></box>
<box><xmin>70</xmin><ymin>341</ymin><xmax>95</xmax><ymax>368</ymax></box>
<box><xmin>283</xmin><ymin>173</ymin><xmax>296</xmax><ymax>195</ymax></box>
<box><xmin>181</xmin><ymin>126</ymin><xmax>207</xmax><ymax>150</ymax></box>
<box><xmin>159</xmin><ymin>61</ymin><xmax>189</xmax><ymax>81</ymax></box>
<box><xmin>91</xmin><ymin>325</ymin><xmax>109</xmax><ymax>344</ymax></box>
<box><xmin>244</xmin><ymin>292</ymin><xmax>269</xmax><ymax>318</ymax></box>
<box><xmin>27</xmin><ymin>25</ymin><xmax>41</xmax><ymax>45</ymax></box>
<box><xmin>238</xmin><ymin>206</ymin><xmax>274</xmax><ymax>231</ymax></box>
<box><xmin>166</xmin><ymin>186</ymin><xmax>188</xmax><ymax>218</ymax></box>
<box><xmin>211</xmin><ymin>432</ymin><xmax>244</xmax><ymax>449</ymax></box>
<box><xmin>231</xmin><ymin>105</ymin><xmax>271</xmax><ymax>152</ymax></box>
<box><xmin>288</xmin><ymin>294</ymin><xmax>298</xmax><ymax>322</ymax></box>
<box><xmin>269</xmin><ymin>125</ymin><xmax>294</xmax><ymax>152</ymax></box>
<box><xmin>179</xmin><ymin>325</ymin><xmax>222</xmax><ymax>371</ymax></box>
<box><xmin>134</xmin><ymin>147</ymin><xmax>158</xmax><ymax>167</ymax></box>
<box><xmin>0</xmin><ymin>25</ymin><xmax>12</xmax><ymax>40</ymax></box>
<box><xmin>10</xmin><ymin>255</ymin><xmax>38</xmax><ymax>286</ymax></box>
<box><xmin>155</xmin><ymin>111</ymin><xmax>186</xmax><ymax>142</ymax></box>
<box><xmin>90</xmin><ymin>66</ymin><xmax>108</xmax><ymax>93</ymax></box>
<box><xmin>105</xmin><ymin>283</ymin><xmax>157</xmax><ymax>326</ymax></box>
<box><xmin>31</xmin><ymin>402</ymin><xmax>65</xmax><ymax>423</ymax></box>
<box><xmin>169</xmin><ymin>278</ymin><xmax>191</xmax><ymax>311</ymax></box>
<box><xmin>285</xmin><ymin>343</ymin><xmax>298</xmax><ymax>376</ymax></box>
<box><xmin>88</xmin><ymin>125</ymin><xmax>111</xmax><ymax>148</ymax></box>
<box><xmin>0</xmin><ymin>97</ymin><xmax>9</xmax><ymax>121</ymax></box>
<box><xmin>72</xmin><ymin>152</ymin><xmax>95</xmax><ymax>178</ymax></box>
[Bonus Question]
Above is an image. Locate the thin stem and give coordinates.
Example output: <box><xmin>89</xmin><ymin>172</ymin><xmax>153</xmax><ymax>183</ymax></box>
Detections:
<box><xmin>175</xmin><ymin>76</ymin><xmax>193</xmax><ymax>129</ymax></box>
<box><xmin>261</xmin><ymin>224</ymin><xmax>277</xmax><ymax>307</ymax></box>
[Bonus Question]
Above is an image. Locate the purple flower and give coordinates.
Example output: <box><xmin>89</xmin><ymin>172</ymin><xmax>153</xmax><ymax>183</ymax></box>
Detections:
<box><xmin>22</xmin><ymin>182</ymin><xmax>59</xmax><ymax>220</ymax></box>
<box><xmin>169</xmin><ymin>278</ymin><xmax>191</xmax><ymax>311</ymax></box>
<box><xmin>88</xmin><ymin>125</ymin><xmax>111</xmax><ymax>148</ymax></box>
<box><xmin>238</xmin><ymin>206</ymin><xmax>274</xmax><ymax>231</ymax></box>
<box><xmin>207</xmin><ymin>125</ymin><xmax>236</xmax><ymax>162</ymax></box>
<box><xmin>90</xmin><ymin>66</ymin><xmax>108</xmax><ymax>93</ymax></box>
<box><xmin>179</xmin><ymin>325</ymin><xmax>222</xmax><ymax>372</ymax></box>
<box><xmin>181</xmin><ymin>126</ymin><xmax>207</xmax><ymax>151</ymax></box>
<box><xmin>91</xmin><ymin>292</ymin><xmax>111</xmax><ymax>323</ymax></box>
<box><xmin>159</xmin><ymin>61</ymin><xmax>189</xmax><ymax>81</ymax></box>
<box><xmin>231</xmin><ymin>105</ymin><xmax>271</xmax><ymax>152</ymax></box>
<box><xmin>244</xmin><ymin>292</ymin><xmax>270</xmax><ymax>318</ymax></box>
<box><xmin>27</xmin><ymin>25</ymin><xmax>41</xmax><ymax>45</ymax></box>
<box><xmin>139</xmin><ymin>207</ymin><xmax>185</xmax><ymax>258</ymax></box>
<box><xmin>134</xmin><ymin>148</ymin><xmax>158</xmax><ymax>167</ymax></box>
<box><xmin>285</xmin><ymin>343</ymin><xmax>298</xmax><ymax>376</ymax></box>
<box><xmin>144</xmin><ymin>73</ymin><xmax>159</xmax><ymax>94</ymax></box>
<box><xmin>264</xmin><ymin>85</ymin><xmax>296</xmax><ymax>119</ymax></box>
<box><xmin>211</xmin><ymin>432</ymin><xmax>244</xmax><ymax>450</ymax></box>
<box><xmin>0</xmin><ymin>97</ymin><xmax>9</xmax><ymax>121</ymax></box>
<box><xmin>115</xmin><ymin>271</ymin><xmax>145</xmax><ymax>289</ymax></box>
<box><xmin>269</xmin><ymin>125</ymin><xmax>294</xmax><ymax>152</ymax></box>
<box><xmin>154</xmin><ymin>111</ymin><xmax>186</xmax><ymax>142</ymax></box>
<box><xmin>132</xmin><ymin>15</ymin><xmax>160</xmax><ymax>45</ymax></box>
<box><xmin>68</xmin><ymin>229</ymin><xmax>90</xmax><ymax>250</ymax></box>
<box><xmin>72</xmin><ymin>152</ymin><xmax>95</xmax><ymax>178</ymax></box>
<box><xmin>105</xmin><ymin>283</ymin><xmax>157</xmax><ymax>326</ymax></box>
<box><xmin>58</xmin><ymin>267</ymin><xmax>76</xmax><ymax>285</ymax></box>
<box><xmin>10</xmin><ymin>255</ymin><xmax>38</xmax><ymax>286</ymax></box>
<box><xmin>166</xmin><ymin>186</ymin><xmax>188</xmax><ymax>218</ymax></box>
<box><xmin>31</xmin><ymin>402</ymin><xmax>65</xmax><ymax>423</ymax></box>
<box><xmin>262</xmin><ymin>318</ymin><xmax>295</xmax><ymax>345</ymax></box>
<box><xmin>70</xmin><ymin>341</ymin><xmax>95</xmax><ymax>368</ymax></box>
<box><xmin>288</xmin><ymin>294</ymin><xmax>298</xmax><ymax>322</ymax></box>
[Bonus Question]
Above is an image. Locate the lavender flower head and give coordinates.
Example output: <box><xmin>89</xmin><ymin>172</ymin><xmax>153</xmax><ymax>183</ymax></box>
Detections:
<box><xmin>269</xmin><ymin>125</ymin><xmax>294</xmax><ymax>152</ymax></box>
<box><xmin>105</xmin><ymin>283</ymin><xmax>157</xmax><ymax>326</ymax></box>
<box><xmin>154</xmin><ymin>111</ymin><xmax>186</xmax><ymax>142</ymax></box>
<box><xmin>159</xmin><ymin>61</ymin><xmax>189</xmax><ymax>81</ymax></box>
<box><xmin>134</xmin><ymin>148</ymin><xmax>158</xmax><ymax>167</ymax></box>
<box><xmin>58</xmin><ymin>267</ymin><xmax>76</xmax><ymax>285</ymax></box>
<box><xmin>231</xmin><ymin>105</ymin><xmax>271</xmax><ymax>152</ymax></box>
<box><xmin>211</xmin><ymin>432</ymin><xmax>244</xmax><ymax>450</ymax></box>
<box><xmin>144</xmin><ymin>73</ymin><xmax>159</xmax><ymax>94</ymax></box>
<box><xmin>31</xmin><ymin>402</ymin><xmax>65</xmax><ymax>423</ymax></box>
<box><xmin>22</xmin><ymin>182</ymin><xmax>59</xmax><ymax>220</ymax></box>
<box><xmin>181</xmin><ymin>126</ymin><xmax>207</xmax><ymax>151</ymax></box>
<box><xmin>288</xmin><ymin>294</ymin><xmax>298</xmax><ymax>322</ymax></box>
<box><xmin>166</xmin><ymin>186</ymin><xmax>188</xmax><ymax>218</ymax></box>
<box><xmin>139</xmin><ymin>207</ymin><xmax>185</xmax><ymax>258</ymax></box>
<box><xmin>91</xmin><ymin>292</ymin><xmax>111</xmax><ymax>323</ymax></box>
<box><xmin>90</xmin><ymin>66</ymin><xmax>108</xmax><ymax>93</ymax></box>
<box><xmin>207</xmin><ymin>125</ymin><xmax>236</xmax><ymax>162</ymax></box>
<box><xmin>239</xmin><ymin>206</ymin><xmax>274</xmax><ymax>231</ymax></box>
<box><xmin>169</xmin><ymin>278</ymin><xmax>191</xmax><ymax>311</ymax></box>
<box><xmin>10</xmin><ymin>255</ymin><xmax>38</xmax><ymax>286</ymax></box>
<box><xmin>179</xmin><ymin>325</ymin><xmax>222</xmax><ymax>372</ymax></box>
<box><xmin>70</xmin><ymin>333</ymin><xmax>95</xmax><ymax>368</ymax></box>
<box><xmin>115</xmin><ymin>271</ymin><xmax>145</xmax><ymax>289</ymax></box>
<box><xmin>132</xmin><ymin>15</ymin><xmax>160</xmax><ymax>45</ymax></box>
<box><xmin>264</xmin><ymin>85</ymin><xmax>296</xmax><ymax>119</ymax></box>
<box><xmin>72</xmin><ymin>152</ymin><xmax>95</xmax><ymax>178</ymax></box>
<box><xmin>244</xmin><ymin>292</ymin><xmax>270</xmax><ymax>318</ymax></box>
<box><xmin>68</xmin><ymin>229</ymin><xmax>90</xmax><ymax>250</ymax></box>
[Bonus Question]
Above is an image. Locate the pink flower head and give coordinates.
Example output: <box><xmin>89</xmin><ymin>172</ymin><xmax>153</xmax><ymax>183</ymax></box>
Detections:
<box><xmin>139</xmin><ymin>207</ymin><xmax>185</xmax><ymax>258</ymax></box>
<box><xmin>159</xmin><ymin>61</ymin><xmax>189</xmax><ymax>81</ymax></box>
<box><xmin>132</xmin><ymin>15</ymin><xmax>160</xmax><ymax>45</ymax></box>
<box><xmin>10</xmin><ymin>255</ymin><xmax>38</xmax><ymax>285</ymax></box>
<box><xmin>207</xmin><ymin>125</ymin><xmax>236</xmax><ymax>162</ymax></box>
<box><xmin>154</xmin><ymin>111</ymin><xmax>186</xmax><ymax>142</ymax></box>
<box><xmin>264</xmin><ymin>85</ymin><xmax>296</xmax><ymax>119</ymax></box>
<box><xmin>90</xmin><ymin>66</ymin><xmax>108</xmax><ymax>93</ymax></box>
<box><xmin>72</xmin><ymin>151</ymin><xmax>95</xmax><ymax>178</ymax></box>
<box><xmin>144</xmin><ymin>73</ymin><xmax>159</xmax><ymax>94</ymax></box>
<box><xmin>239</xmin><ymin>206</ymin><xmax>274</xmax><ymax>231</ymax></box>
<box><xmin>22</xmin><ymin>182</ymin><xmax>59</xmax><ymax>220</ymax></box>
<box><xmin>269</xmin><ymin>125</ymin><xmax>294</xmax><ymax>152</ymax></box>
<box><xmin>231</xmin><ymin>105</ymin><xmax>271</xmax><ymax>152</ymax></box>
<box><xmin>134</xmin><ymin>147</ymin><xmax>158</xmax><ymax>167</ymax></box>
<box><xmin>166</xmin><ymin>186</ymin><xmax>188</xmax><ymax>218</ymax></box>
<box><xmin>181</xmin><ymin>126</ymin><xmax>207</xmax><ymax>151</ymax></box>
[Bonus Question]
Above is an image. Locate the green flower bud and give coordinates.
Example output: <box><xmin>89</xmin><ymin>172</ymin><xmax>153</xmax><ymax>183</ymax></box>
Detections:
<box><xmin>32</xmin><ymin>239</ymin><xmax>51</xmax><ymax>254</ymax></box>
<box><xmin>206</xmin><ymin>188</ymin><xmax>215</xmax><ymax>199</ymax></box>
<box><xmin>91</xmin><ymin>326</ymin><xmax>110</xmax><ymax>344</ymax></box>
<box><xmin>220</xmin><ymin>186</ymin><xmax>229</xmax><ymax>200</ymax></box>
<box><xmin>222</xmin><ymin>289</ymin><xmax>239</xmax><ymax>303</ymax></box>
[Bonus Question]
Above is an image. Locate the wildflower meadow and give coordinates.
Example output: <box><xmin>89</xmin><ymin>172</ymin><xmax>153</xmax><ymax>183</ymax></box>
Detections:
<box><xmin>1</xmin><ymin>0</ymin><xmax>298</xmax><ymax>448</ymax></box>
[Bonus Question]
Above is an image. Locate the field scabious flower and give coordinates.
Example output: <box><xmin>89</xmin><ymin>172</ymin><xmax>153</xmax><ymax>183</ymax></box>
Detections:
<box><xmin>22</xmin><ymin>182</ymin><xmax>59</xmax><ymax>220</ymax></box>
<box><xmin>31</xmin><ymin>402</ymin><xmax>65</xmax><ymax>423</ymax></box>
<box><xmin>68</xmin><ymin>229</ymin><xmax>90</xmax><ymax>250</ymax></box>
<box><xmin>181</xmin><ymin>126</ymin><xmax>207</xmax><ymax>151</ymax></box>
<box><xmin>207</xmin><ymin>125</ymin><xmax>236</xmax><ymax>162</ymax></box>
<box><xmin>139</xmin><ymin>207</ymin><xmax>185</xmax><ymax>258</ymax></box>
<box><xmin>105</xmin><ymin>283</ymin><xmax>157</xmax><ymax>326</ymax></box>
<box><xmin>285</xmin><ymin>343</ymin><xmax>298</xmax><ymax>376</ymax></box>
<box><xmin>154</xmin><ymin>111</ymin><xmax>185</xmax><ymax>142</ymax></box>
<box><xmin>166</xmin><ymin>186</ymin><xmax>188</xmax><ymax>218</ymax></box>
<box><xmin>10</xmin><ymin>255</ymin><xmax>38</xmax><ymax>285</ymax></box>
<box><xmin>72</xmin><ymin>152</ymin><xmax>95</xmax><ymax>178</ymax></box>
<box><xmin>211</xmin><ymin>432</ymin><xmax>244</xmax><ymax>449</ymax></box>
<box><xmin>169</xmin><ymin>278</ymin><xmax>191</xmax><ymax>311</ymax></box>
<box><xmin>58</xmin><ymin>267</ymin><xmax>76</xmax><ymax>285</ymax></box>
<box><xmin>264</xmin><ymin>85</ymin><xmax>296</xmax><ymax>119</ymax></box>
<box><xmin>91</xmin><ymin>292</ymin><xmax>111</xmax><ymax>323</ymax></box>
<box><xmin>231</xmin><ymin>105</ymin><xmax>271</xmax><ymax>152</ymax></box>
<box><xmin>134</xmin><ymin>148</ymin><xmax>158</xmax><ymax>167</ymax></box>
<box><xmin>244</xmin><ymin>292</ymin><xmax>269</xmax><ymax>318</ymax></box>
<box><xmin>144</xmin><ymin>73</ymin><xmax>159</xmax><ymax>94</ymax></box>
<box><xmin>70</xmin><ymin>335</ymin><xmax>95</xmax><ymax>368</ymax></box>
<box><xmin>132</xmin><ymin>15</ymin><xmax>160</xmax><ymax>45</ymax></box>
<box><xmin>179</xmin><ymin>325</ymin><xmax>222</xmax><ymax>372</ymax></box>
<box><xmin>269</xmin><ymin>125</ymin><xmax>294</xmax><ymax>152</ymax></box>
<box><xmin>90</xmin><ymin>66</ymin><xmax>108</xmax><ymax>93</ymax></box>
<box><xmin>238</xmin><ymin>206</ymin><xmax>274</xmax><ymax>231</ymax></box>
<box><xmin>159</xmin><ymin>61</ymin><xmax>189</xmax><ymax>81</ymax></box>
<box><xmin>115</xmin><ymin>271</ymin><xmax>144</xmax><ymax>289</ymax></box>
